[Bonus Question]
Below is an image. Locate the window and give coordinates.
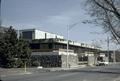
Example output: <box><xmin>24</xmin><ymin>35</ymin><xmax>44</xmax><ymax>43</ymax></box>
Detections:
<box><xmin>22</xmin><ymin>31</ymin><xmax>33</xmax><ymax>39</ymax></box>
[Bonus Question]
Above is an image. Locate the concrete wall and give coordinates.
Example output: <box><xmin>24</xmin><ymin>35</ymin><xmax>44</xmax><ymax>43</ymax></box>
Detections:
<box><xmin>31</xmin><ymin>51</ymin><xmax>78</xmax><ymax>68</ymax></box>
<box><xmin>85</xmin><ymin>52</ymin><xmax>95</xmax><ymax>66</ymax></box>
<box><xmin>35</xmin><ymin>29</ymin><xmax>64</xmax><ymax>39</ymax></box>
<box><xmin>88</xmin><ymin>55</ymin><xmax>95</xmax><ymax>66</ymax></box>
<box><xmin>20</xmin><ymin>29</ymin><xmax>64</xmax><ymax>40</ymax></box>
<box><xmin>35</xmin><ymin>30</ymin><xmax>46</xmax><ymax>39</ymax></box>
<box><xmin>61</xmin><ymin>55</ymin><xmax>78</xmax><ymax>68</ymax></box>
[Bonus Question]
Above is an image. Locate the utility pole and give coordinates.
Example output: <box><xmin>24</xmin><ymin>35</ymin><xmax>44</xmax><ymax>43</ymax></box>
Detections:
<box><xmin>66</xmin><ymin>21</ymin><xmax>80</xmax><ymax>68</ymax></box>
<box><xmin>24</xmin><ymin>61</ymin><xmax>27</xmax><ymax>73</ymax></box>
<box><xmin>66</xmin><ymin>25</ymin><xmax>69</xmax><ymax>68</ymax></box>
<box><xmin>107</xmin><ymin>36</ymin><xmax>110</xmax><ymax>64</ymax></box>
<box><xmin>113</xmin><ymin>50</ymin><xmax>116</xmax><ymax>64</ymax></box>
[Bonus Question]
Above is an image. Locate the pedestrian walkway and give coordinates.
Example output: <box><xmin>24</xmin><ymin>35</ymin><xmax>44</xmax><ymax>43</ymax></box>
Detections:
<box><xmin>0</xmin><ymin>68</ymin><xmax>31</xmax><ymax>77</ymax></box>
<box><xmin>0</xmin><ymin>65</ymin><xmax>86</xmax><ymax>77</ymax></box>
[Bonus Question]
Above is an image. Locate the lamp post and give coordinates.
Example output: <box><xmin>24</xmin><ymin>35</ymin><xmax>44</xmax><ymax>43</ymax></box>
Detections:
<box><xmin>90</xmin><ymin>32</ymin><xmax>110</xmax><ymax>64</ymax></box>
<box><xmin>107</xmin><ymin>36</ymin><xmax>110</xmax><ymax>64</ymax></box>
<box><xmin>66</xmin><ymin>25</ymin><xmax>69</xmax><ymax>68</ymax></box>
<box><xmin>66</xmin><ymin>21</ymin><xmax>80</xmax><ymax>68</ymax></box>
<box><xmin>113</xmin><ymin>50</ymin><xmax>116</xmax><ymax>64</ymax></box>
<box><xmin>22</xmin><ymin>59</ymin><xmax>27</xmax><ymax>73</ymax></box>
<box><xmin>24</xmin><ymin>61</ymin><xmax>27</xmax><ymax>73</ymax></box>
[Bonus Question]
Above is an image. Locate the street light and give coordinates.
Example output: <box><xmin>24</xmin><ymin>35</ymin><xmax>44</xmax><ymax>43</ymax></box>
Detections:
<box><xmin>90</xmin><ymin>32</ymin><xmax>110</xmax><ymax>64</ymax></box>
<box><xmin>66</xmin><ymin>21</ymin><xmax>80</xmax><ymax>68</ymax></box>
<box><xmin>66</xmin><ymin>25</ymin><xmax>69</xmax><ymax>68</ymax></box>
<box><xmin>113</xmin><ymin>50</ymin><xmax>116</xmax><ymax>64</ymax></box>
<box><xmin>107</xmin><ymin>36</ymin><xmax>110</xmax><ymax>64</ymax></box>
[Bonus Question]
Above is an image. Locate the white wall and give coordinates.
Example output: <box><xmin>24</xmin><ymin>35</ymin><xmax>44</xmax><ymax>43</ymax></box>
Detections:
<box><xmin>46</xmin><ymin>32</ymin><xmax>56</xmax><ymax>39</ymax></box>
<box><xmin>20</xmin><ymin>29</ymin><xmax>64</xmax><ymax>39</ymax></box>
<box><xmin>35</xmin><ymin>29</ymin><xmax>64</xmax><ymax>39</ymax></box>
<box><xmin>56</xmin><ymin>35</ymin><xmax>64</xmax><ymax>39</ymax></box>
<box><xmin>35</xmin><ymin>30</ymin><xmax>46</xmax><ymax>39</ymax></box>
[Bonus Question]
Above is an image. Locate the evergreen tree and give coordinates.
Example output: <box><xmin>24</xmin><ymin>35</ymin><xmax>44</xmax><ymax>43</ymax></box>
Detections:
<box><xmin>17</xmin><ymin>39</ymin><xmax>31</xmax><ymax>67</ymax></box>
<box><xmin>0</xmin><ymin>26</ymin><xmax>31</xmax><ymax>68</ymax></box>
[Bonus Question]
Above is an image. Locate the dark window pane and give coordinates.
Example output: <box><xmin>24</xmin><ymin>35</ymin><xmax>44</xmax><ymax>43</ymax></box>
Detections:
<box><xmin>22</xmin><ymin>31</ymin><xmax>32</xmax><ymax>39</ymax></box>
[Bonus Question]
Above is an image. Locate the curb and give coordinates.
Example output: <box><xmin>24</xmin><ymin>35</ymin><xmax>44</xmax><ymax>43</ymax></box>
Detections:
<box><xmin>47</xmin><ymin>65</ymin><xmax>87</xmax><ymax>72</ymax></box>
<box><xmin>1</xmin><ymin>72</ymin><xmax>32</xmax><ymax>77</ymax></box>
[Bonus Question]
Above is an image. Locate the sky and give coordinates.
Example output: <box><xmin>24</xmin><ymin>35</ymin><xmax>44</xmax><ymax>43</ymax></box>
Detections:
<box><xmin>1</xmin><ymin>0</ymin><xmax>118</xmax><ymax>50</ymax></box>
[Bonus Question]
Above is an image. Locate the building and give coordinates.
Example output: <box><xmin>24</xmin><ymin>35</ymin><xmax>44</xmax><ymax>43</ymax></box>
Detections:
<box><xmin>19</xmin><ymin>29</ymin><xmax>64</xmax><ymax>40</ymax></box>
<box><xmin>20</xmin><ymin>29</ymin><xmax>100</xmax><ymax>67</ymax></box>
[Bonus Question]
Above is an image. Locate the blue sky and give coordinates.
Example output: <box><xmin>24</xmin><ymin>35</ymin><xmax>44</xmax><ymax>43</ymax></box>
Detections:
<box><xmin>1</xmin><ymin>0</ymin><xmax>117</xmax><ymax>49</ymax></box>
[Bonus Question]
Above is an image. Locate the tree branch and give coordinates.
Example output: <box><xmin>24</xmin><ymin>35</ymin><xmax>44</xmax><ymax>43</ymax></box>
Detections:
<box><xmin>93</xmin><ymin>0</ymin><xmax>114</xmax><ymax>12</ymax></box>
<box><xmin>105</xmin><ymin>10</ymin><xmax>120</xmax><ymax>43</ymax></box>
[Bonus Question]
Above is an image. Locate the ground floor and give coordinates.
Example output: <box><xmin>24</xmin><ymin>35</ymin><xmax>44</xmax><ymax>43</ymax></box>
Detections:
<box><xmin>30</xmin><ymin>51</ymin><xmax>98</xmax><ymax>68</ymax></box>
<box><xmin>31</xmin><ymin>50</ymin><xmax>78</xmax><ymax>68</ymax></box>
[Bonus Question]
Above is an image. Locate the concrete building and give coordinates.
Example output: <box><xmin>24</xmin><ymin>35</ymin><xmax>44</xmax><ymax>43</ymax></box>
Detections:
<box><xmin>29</xmin><ymin>38</ymin><xmax>98</xmax><ymax>67</ymax></box>
<box><xmin>20</xmin><ymin>29</ymin><xmax>64</xmax><ymax>40</ymax></box>
<box><xmin>20</xmin><ymin>29</ymin><xmax>100</xmax><ymax>67</ymax></box>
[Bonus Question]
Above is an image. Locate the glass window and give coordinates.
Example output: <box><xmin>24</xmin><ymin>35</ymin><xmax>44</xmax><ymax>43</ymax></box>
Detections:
<box><xmin>22</xmin><ymin>31</ymin><xmax>32</xmax><ymax>39</ymax></box>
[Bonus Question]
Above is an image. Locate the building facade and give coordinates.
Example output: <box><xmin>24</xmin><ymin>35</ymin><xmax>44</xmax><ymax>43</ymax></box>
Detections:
<box><xmin>20</xmin><ymin>29</ymin><xmax>64</xmax><ymax>40</ymax></box>
<box><xmin>31</xmin><ymin>49</ymin><xmax>78</xmax><ymax>68</ymax></box>
<box><xmin>20</xmin><ymin>29</ymin><xmax>100</xmax><ymax>67</ymax></box>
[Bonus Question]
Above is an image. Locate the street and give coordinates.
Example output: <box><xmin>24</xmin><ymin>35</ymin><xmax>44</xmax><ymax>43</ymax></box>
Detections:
<box><xmin>2</xmin><ymin>71</ymin><xmax>120</xmax><ymax>81</ymax></box>
<box><xmin>1</xmin><ymin>64</ymin><xmax>120</xmax><ymax>81</ymax></box>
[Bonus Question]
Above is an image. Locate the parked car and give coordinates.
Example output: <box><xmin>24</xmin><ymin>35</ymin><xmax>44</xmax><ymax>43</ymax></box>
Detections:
<box><xmin>37</xmin><ymin>66</ymin><xmax>43</xmax><ymax>69</ymax></box>
<box><xmin>96</xmin><ymin>61</ymin><xmax>109</xmax><ymax>66</ymax></box>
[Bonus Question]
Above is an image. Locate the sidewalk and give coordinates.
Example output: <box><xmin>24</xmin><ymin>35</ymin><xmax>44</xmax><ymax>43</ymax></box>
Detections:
<box><xmin>0</xmin><ymin>68</ymin><xmax>31</xmax><ymax>77</ymax></box>
<box><xmin>0</xmin><ymin>65</ymin><xmax>86</xmax><ymax>77</ymax></box>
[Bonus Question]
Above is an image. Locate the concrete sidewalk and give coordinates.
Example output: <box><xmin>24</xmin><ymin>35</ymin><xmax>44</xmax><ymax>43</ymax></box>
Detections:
<box><xmin>0</xmin><ymin>65</ymin><xmax>86</xmax><ymax>77</ymax></box>
<box><xmin>0</xmin><ymin>68</ymin><xmax>31</xmax><ymax>77</ymax></box>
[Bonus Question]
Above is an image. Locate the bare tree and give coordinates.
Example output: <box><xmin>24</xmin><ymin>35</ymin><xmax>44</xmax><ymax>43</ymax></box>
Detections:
<box><xmin>85</xmin><ymin>0</ymin><xmax>120</xmax><ymax>44</ymax></box>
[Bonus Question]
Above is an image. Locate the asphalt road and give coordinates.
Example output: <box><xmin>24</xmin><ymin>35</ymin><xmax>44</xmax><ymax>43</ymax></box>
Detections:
<box><xmin>1</xmin><ymin>64</ymin><xmax>120</xmax><ymax>81</ymax></box>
